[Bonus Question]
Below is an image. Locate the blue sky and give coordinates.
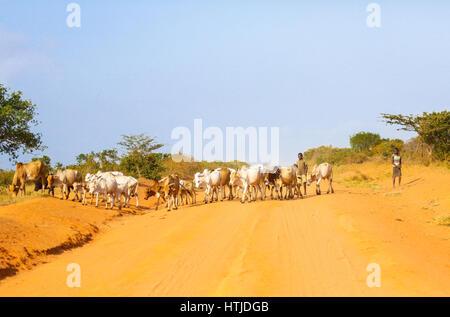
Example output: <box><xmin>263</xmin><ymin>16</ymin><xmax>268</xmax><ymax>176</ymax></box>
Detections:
<box><xmin>0</xmin><ymin>0</ymin><xmax>449</xmax><ymax>168</ymax></box>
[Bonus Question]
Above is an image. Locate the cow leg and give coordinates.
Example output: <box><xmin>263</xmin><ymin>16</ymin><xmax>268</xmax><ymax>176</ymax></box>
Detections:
<box><xmin>206</xmin><ymin>187</ymin><xmax>210</xmax><ymax>204</ymax></box>
<box><xmin>210</xmin><ymin>187</ymin><xmax>215</xmax><ymax>203</ymax></box>
<box><xmin>155</xmin><ymin>193</ymin><xmax>161</xmax><ymax>210</ymax></box>
<box><xmin>327</xmin><ymin>178</ymin><xmax>334</xmax><ymax>194</ymax></box>
<box><xmin>297</xmin><ymin>184</ymin><xmax>303</xmax><ymax>198</ymax></box>
<box><xmin>41</xmin><ymin>177</ymin><xmax>45</xmax><ymax>194</ymax></box>
<box><xmin>167</xmin><ymin>196</ymin><xmax>172</xmax><ymax>211</ymax></box>
<box><xmin>316</xmin><ymin>178</ymin><xmax>321</xmax><ymax>195</ymax></box>
<box><xmin>261</xmin><ymin>184</ymin><xmax>266</xmax><ymax>200</ymax></box>
<box><xmin>241</xmin><ymin>184</ymin><xmax>248</xmax><ymax>203</ymax></box>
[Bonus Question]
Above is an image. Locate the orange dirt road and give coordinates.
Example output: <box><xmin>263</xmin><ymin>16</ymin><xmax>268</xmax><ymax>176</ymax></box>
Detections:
<box><xmin>0</xmin><ymin>165</ymin><xmax>448</xmax><ymax>296</ymax></box>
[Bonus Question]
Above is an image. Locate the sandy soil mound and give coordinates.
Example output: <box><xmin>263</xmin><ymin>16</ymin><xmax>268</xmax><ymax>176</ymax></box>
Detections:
<box><xmin>0</xmin><ymin>197</ymin><xmax>123</xmax><ymax>280</ymax></box>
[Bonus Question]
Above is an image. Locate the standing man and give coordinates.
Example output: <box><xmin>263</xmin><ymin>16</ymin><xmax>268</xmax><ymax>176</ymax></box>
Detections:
<box><xmin>296</xmin><ymin>152</ymin><xmax>308</xmax><ymax>195</ymax></box>
<box><xmin>392</xmin><ymin>147</ymin><xmax>402</xmax><ymax>188</ymax></box>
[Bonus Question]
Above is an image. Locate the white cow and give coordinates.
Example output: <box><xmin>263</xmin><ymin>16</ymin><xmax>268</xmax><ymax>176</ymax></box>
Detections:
<box><xmin>235</xmin><ymin>164</ymin><xmax>266</xmax><ymax>203</ymax></box>
<box><xmin>112</xmin><ymin>175</ymin><xmax>139</xmax><ymax>208</ymax></box>
<box><xmin>87</xmin><ymin>173</ymin><xmax>119</xmax><ymax>209</ymax></box>
<box><xmin>307</xmin><ymin>162</ymin><xmax>334</xmax><ymax>195</ymax></box>
<box><xmin>194</xmin><ymin>169</ymin><xmax>222</xmax><ymax>203</ymax></box>
<box><xmin>85</xmin><ymin>172</ymin><xmax>138</xmax><ymax>208</ymax></box>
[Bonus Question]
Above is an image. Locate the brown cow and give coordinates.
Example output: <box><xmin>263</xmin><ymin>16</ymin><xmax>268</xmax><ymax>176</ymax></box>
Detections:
<box><xmin>217</xmin><ymin>168</ymin><xmax>232</xmax><ymax>201</ymax></box>
<box><xmin>47</xmin><ymin>169</ymin><xmax>82</xmax><ymax>200</ymax></box>
<box><xmin>178</xmin><ymin>180</ymin><xmax>196</xmax><ymax>205</ymax></box>
<box><xmin>144</xmin><ymin>175</ymin><xmax>180</xmax><ymax>211</ymax></box>
<box><xmin>277</xmin><ymin>165</ymin><xmax>302</xmax><ymax>200</ymax></box>
<box><xmin>10</xmin><ymin>161</ymin><xmax>48</xmax><ymax>196</ymax></box>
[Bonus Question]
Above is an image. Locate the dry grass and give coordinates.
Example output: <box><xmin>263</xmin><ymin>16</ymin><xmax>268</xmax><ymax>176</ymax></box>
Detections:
<box><xmin>435</xmin><ymin>216</ymin><xmax>450</xmax><ymax>226</ymax></box>
<box><xmin>0</xmin><ymin>185</ymin><xmax>49</xmax><ymax>206</ymax></box>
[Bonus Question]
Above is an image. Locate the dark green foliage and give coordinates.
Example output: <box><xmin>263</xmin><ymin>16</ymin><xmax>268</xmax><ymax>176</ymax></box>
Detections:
<box><xmin>381</xmin><ymin>111</ymin><xmax>449</xmax><ymax>161</ymax></box>
<box><xmin>350</xmin><ymin>132</ymin><xmax>382</xmax><ymax>152</ymax></box>
<box><xmin>67</xmin><ymin>149</ymin><xmax>120</xmax><ymax>175</ymax></box>
<box><xmin>0</xmin><ymin>84</ymin><xmax>44</xmax><ymax>159</ymax></box>
<box><xmin>118</xmin><ymin>134</ymin><xmax>165</xmax><ymax>178</ymax></box>
<box><xmin>304</xmin><ymin>146</ymin><xmax>369</xmax><ymax>166</ymax></box>
<box><xmin>0</xmin><ymin>169</ymin><xmax>15</xmax><ymax>188</ymax></box>
<box><xmin>120</xmin><ymin>152</ymin><xmax>169</xmax><ymax>179</ymax></box>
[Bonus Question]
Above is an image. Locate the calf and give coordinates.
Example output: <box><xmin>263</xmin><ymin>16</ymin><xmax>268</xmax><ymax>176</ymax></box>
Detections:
<box><xmin>308</xmin><ymin>163</ymin><xmax>334</xmax><ymax>195</ymax></box>
<box><xmin>73</xmin><ymin>181</ymin><xmax>88</xmax><ymax>204</ymax></box>
<box><xmin>264</xmin><ymin>166</ymin><xmax>281</xmax><ymax>200</ymax></box>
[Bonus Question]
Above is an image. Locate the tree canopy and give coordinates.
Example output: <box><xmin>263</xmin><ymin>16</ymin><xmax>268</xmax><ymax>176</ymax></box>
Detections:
<box><xmin>118</xmin><ymin>134</ymin><xmax>166</xmax><ymax>179</ymax></box>
<box><xmin>0</xmin><ymin>84</ymin><xmax>44</xmax><ymax>159</ymax></box>
<box><xmin>381</xmin><ymin>111</ymin><xmax>449</xmax><ymax>160</ymax></box>
<box><xmin>349</xmin><ymin>132</ymin><xmax>382</xmax><ymax>152</ymax></box>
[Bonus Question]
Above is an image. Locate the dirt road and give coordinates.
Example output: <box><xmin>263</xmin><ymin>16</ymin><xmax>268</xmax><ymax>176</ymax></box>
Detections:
<box><xmin>0</xmin><ymin>164</ymin><xmax>448</xmax><ymax>296</ymax></box>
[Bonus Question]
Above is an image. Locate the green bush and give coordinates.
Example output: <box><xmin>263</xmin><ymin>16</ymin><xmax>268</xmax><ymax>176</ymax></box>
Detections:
<box><xmin>373</xmin><ymin>139</ymin><xmax>404</xmax><ymax>158</ymax></box>
<box><xmin>0</xmin><ymin>169</ymin><xmax>15</xmax><ymax>188</ymax></box>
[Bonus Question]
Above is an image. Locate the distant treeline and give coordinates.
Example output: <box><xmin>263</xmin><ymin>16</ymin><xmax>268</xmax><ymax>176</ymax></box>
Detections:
<box><xmin>0</xmin><ymin>134</ymin><xmax>248</xmax><ymax>189</ymax></box>
<box><xmin>0</xmin><ymin>109</ymin><xmax>448</xmax><ymax>189</ymax></box>
<box><xmin>305</xmin><ymin>135</ymin><xmax>431</xmax><ymax>166</ymax></box>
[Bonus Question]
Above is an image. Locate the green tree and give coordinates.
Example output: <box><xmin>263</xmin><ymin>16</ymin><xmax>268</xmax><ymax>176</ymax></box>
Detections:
<box><xmin>96</xmin><ymin>149</ymin><xmax>120</xmax><ymax>171</ymax></box>
<box><xmin>118</xmin><ymin>134</ymin><xmax>165</xmax><ymax>178</ymax></box>
<box><xmin>381</xmin><ymin>111</ymin><xmax>449</xmax><ymax>160</ymax></box>
<box><xmin>0</xmin><ymin>84</ymin><xmax>44</xmax><ymax>159</ymax></box>
<box><xmin>349</xmin><ymin>132</ymin><xmax>381</xmax><ymax>152</ymax></box>
<box><xmin>54</xmin><ymin>162</ymin><xmax>64</xmax><ymax>170</ymax></box>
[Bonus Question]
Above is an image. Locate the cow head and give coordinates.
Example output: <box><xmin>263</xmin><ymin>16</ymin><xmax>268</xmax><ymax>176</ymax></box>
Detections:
<box><xmin>9</xmin><ymin>184</ymin><xmax>19</xmax><ymax>195</ymax></box>
<box><xmin>47</xmin><ymin>174</ymin><xmax>56</xmax><ymax>189</ymax></box>
<box><xmin>193</xmin><ymin>172</ymin><xmax>202</xmax><ymax>188</ymax></box>
<box><xmin>144</xmin><ymin>188</ymin><xmax>157</xmax><ymax>200</ymax></box>
<box><xmin>307</xmin><ymin>165</ymin><xmax>318</xmax><ymax>186</ymax></box>
<box><xmin>307</xmin><ymin>173</ymin><xmax>316</xmax><ymax>186</ymax></box>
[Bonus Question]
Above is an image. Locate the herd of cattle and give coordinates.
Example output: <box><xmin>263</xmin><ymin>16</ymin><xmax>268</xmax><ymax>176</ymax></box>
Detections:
<box><xmin>9</xmin><ymin>160</ymin><xmax>334</xmax><ymax>211</ymax></box>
